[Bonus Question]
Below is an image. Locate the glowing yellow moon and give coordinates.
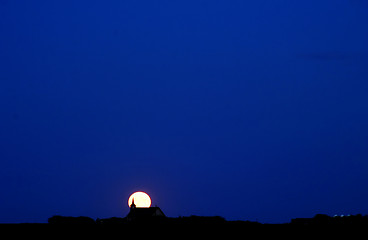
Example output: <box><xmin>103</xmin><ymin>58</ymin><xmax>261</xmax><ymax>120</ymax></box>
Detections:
<box><xmin>128</xmin><ymin>191</ymin><xmax>152</xmax><ymax>208</ymax></box>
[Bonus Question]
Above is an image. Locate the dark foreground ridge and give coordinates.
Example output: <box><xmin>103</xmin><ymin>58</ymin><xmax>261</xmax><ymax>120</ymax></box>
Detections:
<box><xmin>47</xmin><ymin>213</ymin><xmax>368</xmax><ymax>225</ymax></box>
<box><xmin>48</xmin><ymin>215</ymin><xmax>260</xmax><ymax>225</ymax></box>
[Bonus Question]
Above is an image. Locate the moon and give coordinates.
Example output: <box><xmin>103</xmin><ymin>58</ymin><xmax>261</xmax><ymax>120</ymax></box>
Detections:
<box><xmin>128</xmin><ymin>191</ymin><xmax>152</xmax><ymax>208</ymax></box>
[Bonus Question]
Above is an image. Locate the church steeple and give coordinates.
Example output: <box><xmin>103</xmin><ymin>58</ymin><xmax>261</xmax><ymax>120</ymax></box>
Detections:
<box><xmin>130</xmin><ymin>198</ymin><xmax>136</xmax><ymax>209</ymax></box>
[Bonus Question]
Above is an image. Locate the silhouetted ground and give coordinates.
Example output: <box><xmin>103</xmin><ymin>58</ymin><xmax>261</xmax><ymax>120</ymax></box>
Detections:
<box><xmin>45</xmin><ymin>213</ymin><xmax>368</xmax><ymax>225</ymax></box>
<box><xmin>290</xmin><ymin>214</ymin><xmax>368</xmax><ymax>225</ymax></box>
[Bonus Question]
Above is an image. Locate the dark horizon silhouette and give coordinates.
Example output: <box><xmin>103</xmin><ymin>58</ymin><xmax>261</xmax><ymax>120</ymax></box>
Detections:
<box><xmin>46</xmin><ymin>213</ymin><xmax>368</xmax><ymax>225</ymax></box>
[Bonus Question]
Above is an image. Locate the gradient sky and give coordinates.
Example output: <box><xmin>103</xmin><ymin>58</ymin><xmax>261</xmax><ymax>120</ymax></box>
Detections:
<box><xmin>1</xmin><ymin>0</ymin><xmax>368</xmax><ymax>223</ymax></box>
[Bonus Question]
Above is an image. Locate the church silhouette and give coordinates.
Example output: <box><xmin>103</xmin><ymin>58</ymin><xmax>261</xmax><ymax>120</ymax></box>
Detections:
<box><xmin>126</xmin><ymin>198</ymin><xmax>166</xmax><ymax>222</ymax></box>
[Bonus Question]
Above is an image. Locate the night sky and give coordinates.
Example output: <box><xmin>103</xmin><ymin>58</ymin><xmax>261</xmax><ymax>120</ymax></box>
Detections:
<box><xmin>1</xmin><ymin>0</ymin><xmax>368</xmax><ymax>223</ymax></box>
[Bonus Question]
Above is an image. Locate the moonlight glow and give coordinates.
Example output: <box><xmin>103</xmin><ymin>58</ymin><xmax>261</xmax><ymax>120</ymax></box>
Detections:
<box><xmin>128</xmin><ymin>191</ymin><xmax>152</xmax><ymax>208</ymax></box>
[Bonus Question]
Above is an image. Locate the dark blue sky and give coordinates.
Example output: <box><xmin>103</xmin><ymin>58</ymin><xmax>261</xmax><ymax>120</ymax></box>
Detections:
<box><xmin>1</xmin><ymin>0</ymin><xmax>368</xmax><ymax>223</ymax></box>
